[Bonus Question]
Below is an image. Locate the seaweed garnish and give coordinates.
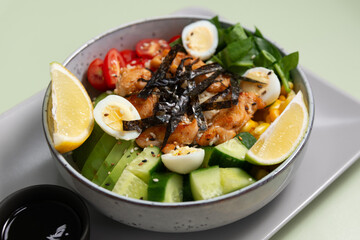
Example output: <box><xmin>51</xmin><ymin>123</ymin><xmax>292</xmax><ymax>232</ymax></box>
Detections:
<box><xmin>123</xmin><ymin>44</ymin><xmax>242</xmax><ymax>147</ymax></box>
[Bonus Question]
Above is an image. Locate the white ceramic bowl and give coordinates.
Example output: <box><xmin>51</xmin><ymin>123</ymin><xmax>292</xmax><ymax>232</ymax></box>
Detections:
<box><xmin>42</xmin><ymin>16</ymin><xmax>315</xmax><ymax>232</ymax></box>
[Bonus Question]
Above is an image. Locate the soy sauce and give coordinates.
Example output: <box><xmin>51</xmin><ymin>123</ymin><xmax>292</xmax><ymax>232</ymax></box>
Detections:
<box><xmin>1</xmin><ymin>200</ymin><xmax>82</xmax><ymax>240</ymax></box>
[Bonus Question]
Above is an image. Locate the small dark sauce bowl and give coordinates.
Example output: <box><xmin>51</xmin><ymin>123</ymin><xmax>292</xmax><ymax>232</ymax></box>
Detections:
<box><xmin>0</xmin><ymin>185</ymin><xmax>90</xmax><ymax>240</ymax></box>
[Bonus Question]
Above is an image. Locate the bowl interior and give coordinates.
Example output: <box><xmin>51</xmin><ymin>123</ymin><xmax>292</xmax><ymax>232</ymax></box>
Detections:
<box><xmin>42</xmin><ymin>16</ymin><xmax>314</xmax><ymax>207</ymax></box>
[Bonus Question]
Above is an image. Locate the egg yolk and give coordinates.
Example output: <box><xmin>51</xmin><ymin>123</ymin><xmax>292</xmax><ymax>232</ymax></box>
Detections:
<box><xmin>186</xmin><ymin>26</ymin><xmax>213</xmax><ymax>52</ymax></box>
<box><xmin>246</xmin><ymin>71</ymin><xmax>270</xmax><ymax>83</ymax></box>
<box><xmin>242</xmin><ymin>71</ymin><xmax>269</xmax><ymax>95</ymax></box>
<box><xmin>102</xmin><ymin>105</ymin><xmax>124</xmax><ymax>131</ymax></box>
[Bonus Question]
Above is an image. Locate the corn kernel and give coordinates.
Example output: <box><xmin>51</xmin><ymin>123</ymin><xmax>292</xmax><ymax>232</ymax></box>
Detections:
<box><xmin>280</xmin><ymin>90</ymin><xmax>296</xmax><ymax>112</ymax></box>
<box><xmin>279</xmin><ymin>95</ymin><xmax>286</xmax><ymax>101</ymax></box>
<box><xmin>240</xmin><ymin>120</ymin><xmax>258</xmax><ymax>133</ymax></box>
<box><xmin>269</xmin><ymin>109</ymin><xmax>280</xmax><ymax>122</ymax></box>
<box><xmin>288</xmin><ymin>81</ymin><xmax>294</xmax><ymax>89</ymax></box>
<box><xmin>269</xmin><ymin>100</ymin><xmax>281</xmax><ymax>111</ymax></box>
<box><xmin>253</xmin><ymin>122</ymin><xmax>270</xmax><ymax>136</ymax></box>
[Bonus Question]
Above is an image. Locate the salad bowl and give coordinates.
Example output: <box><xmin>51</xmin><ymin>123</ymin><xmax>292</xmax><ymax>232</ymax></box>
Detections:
<box><xmin>42</xmin><ymin>16</ymin><xmax>314</xmax><ymax>232</ymax></box>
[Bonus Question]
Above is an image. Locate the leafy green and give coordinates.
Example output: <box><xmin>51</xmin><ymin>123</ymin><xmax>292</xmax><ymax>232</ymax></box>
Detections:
<box><xmin>224</xmin><ymin>23</ymin><xmax>247</xmax><ymax>44</ymax></box>
<box><xmin>208</xmin><ymin>16</ymin><xmax>299</xmax><ymax>92</ymax></box>
<box><xmin>169</xmin><ymin>37</ymin><xmax>182</xmax><ymax>47</ymax></box>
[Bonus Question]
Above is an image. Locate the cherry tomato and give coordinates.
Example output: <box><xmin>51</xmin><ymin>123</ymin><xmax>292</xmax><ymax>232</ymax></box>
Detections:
<box><xmin>135</xmin><ymin>39</ymin><xmax>170</xmax><ymax>59</ymax></box>
<box><xmin>103</xmin><ymin>48</ymin><xmax>126</xmax><ymax>89</ymax></box>
<box><xmin>119</xmin><ymin>49</ymin><xmax>137</xmax><ymax>63</ymax></box>
<box><xmin>168</xmin><ymin>35</ymin><xmax>180</xmax><ymax>44</ymax></box>
<box><xmin>87</xmin><ymin>58</ymin><xmax>108</xmax><ymax>91</ymax></box>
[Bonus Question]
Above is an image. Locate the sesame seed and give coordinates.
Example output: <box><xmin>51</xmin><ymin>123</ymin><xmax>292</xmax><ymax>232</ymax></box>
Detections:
<box><xmin>153</xmin><ymin>178</ymin><xmax>159</xmax><ymax>182</ymax></box>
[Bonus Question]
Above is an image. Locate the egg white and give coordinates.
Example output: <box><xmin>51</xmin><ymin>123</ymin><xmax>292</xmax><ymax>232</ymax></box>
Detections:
<box><xmin>241</xmin><ymin>67</ymin><xmax>281</xmax><ymax>106</ymax></box>
<box><xmin>93</xmin><ymin>95</ymin><xmax>141</xmax><ymax>140</ymax></box>
<box><xmin>161</xmin><ymin>147</ymin><xmax>205</xmax><ymax>174</ymax></box>
<box><xmin>181</xmin><ymin>20</ymin><xmax>218</xmax><ymax>60</ymax></box>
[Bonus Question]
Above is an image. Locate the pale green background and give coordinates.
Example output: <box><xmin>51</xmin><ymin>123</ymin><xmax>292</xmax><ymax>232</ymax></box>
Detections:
<box><xmin>1</xmin><ymin>0</ymin><xmax>360</xmax><ymax>239</ymax></box>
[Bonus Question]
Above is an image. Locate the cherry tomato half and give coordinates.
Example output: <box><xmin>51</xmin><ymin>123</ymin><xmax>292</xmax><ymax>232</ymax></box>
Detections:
<box><xmin>87</xmin><ymin>58</ymin><xmax>108</xmax><ymax>91</ymax></box>
<box><xmin>103</xmin><ymin>48</ymin><xmax>126</xmax><ymax>89</ymax></box>
<box><xmin>168</xmin><ymin>35</ymin><xmax>180</xmax><ymax>44</ymax></box>
<box><xmin>135</xmin><ymin>39</ymin><xmax>170</xmax><ymax>59</ymax></box>
<box><xmin>119</xmin><ymin>49</ymin><xmax>137</xmax><ymax>63</ymax></box>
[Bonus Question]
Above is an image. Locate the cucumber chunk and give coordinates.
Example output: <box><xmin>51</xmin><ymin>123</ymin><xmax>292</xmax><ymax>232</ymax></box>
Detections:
<box><xmin>92</xmin><ymin>140</ymin><xmax>132</xmax><ymax>185</ymax></box>
<box><xmin>126</xmin><ymin>146</ymin><xmax>162</xmax><ymax>183</ymax></box>
<box><xmin>81</xmin><ymin>133</ymin><xmax>117</xmax><ymax>180</ymax></box>
<box><xmin>72</xmin><ymin>123</ymin><xmax>104</xmax><ymax>170</ymax></box>
<box><xmin>112</xmin><ymin>169</ymin><xmax>148</xmax><ymax>200</ymax></box>
<box><xmin>100</xmin><ymin>142</ymin><xmax>141</xmax><ymax>190</ymax></box>
<box><xmin>208</xmin><ymin>138</ymin><xmax>250</xmax><ymax>170</ymax></box>
<box><xmin>148</xmin><ymin>172</ymin><xmax>183</xmax><ymax>202</ymax></box>
<box><xmin>190</xmin><ymin>166</ymin><xmax>222</xmax><ymax>200</ymax></box>
<box><xmin>236</xmin><ymin>132</ymin><xmax>257</xmax><ymax>149</ymax></box>
<box><xmin>220</xmin><ymin>168</ymin><xmax>255</xmax><ymax>194</ymax></box>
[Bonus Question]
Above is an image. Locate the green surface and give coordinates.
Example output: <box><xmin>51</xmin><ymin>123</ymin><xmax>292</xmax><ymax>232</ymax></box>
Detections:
<box><xmin>1</xmin><ymin>0</ymin><xmax>360</xmax><ymax>238</ymax></box>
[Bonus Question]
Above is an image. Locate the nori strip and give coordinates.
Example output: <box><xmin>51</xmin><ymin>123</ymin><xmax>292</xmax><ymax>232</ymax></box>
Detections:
<box><xmin>230</xmin><ymin>76</ymin><xmax>241</xmax><ymax>105</ymax></box>
<box><xmin>235</xmin><ymin>75</ymin><xmax>268</xmax><ymax>85</ymax></box>
<box><xmin>138</xmin><ymin>44</ymin><xmax>183</xmax><ymax>99</ymax></box>
<box><xmin>188</xmin><ymin>71</ymin><xmax>222</xmax><ymax>98</ymax></box>
<box><xmin>190</xmin><ymin>63</ymin><xmax>223</xmax><ymax>79</ymax></box>
<box><xmin>200</xmin><ymin>100</ymin><xmax>233</xmax><ymax>111</ymax></box>
<box><xmin>203</xmin><ymin>86</ymin><xmax>231</xmax><ymax>104</ymax></box>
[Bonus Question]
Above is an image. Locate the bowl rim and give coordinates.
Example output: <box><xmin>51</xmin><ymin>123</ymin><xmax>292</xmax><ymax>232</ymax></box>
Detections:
<box><xmin>42</xmin><ymin>15</ymin><xmax>315</xmax><ymax>208</ymax></box>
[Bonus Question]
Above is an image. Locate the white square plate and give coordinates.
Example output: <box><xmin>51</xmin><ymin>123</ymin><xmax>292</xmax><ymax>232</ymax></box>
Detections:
<box><xmin>1</xmin><ymin>68</ymin><xmax>360</xmax><ymax>239</ymax></box>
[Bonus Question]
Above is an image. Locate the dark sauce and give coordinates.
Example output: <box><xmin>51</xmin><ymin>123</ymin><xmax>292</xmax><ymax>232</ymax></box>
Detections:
<box><xmin>1</xmin><ymin>200</ymin><xmax>82</xmax><ymax>240</ymax></box>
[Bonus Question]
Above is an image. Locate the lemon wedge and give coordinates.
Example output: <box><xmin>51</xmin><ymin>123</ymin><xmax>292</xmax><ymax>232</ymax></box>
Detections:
<box><xmin>49</xmin><ymin>62</ymin><xmax>94</xmax><ymax>153</ymax></box>
<box><xmin>245</xmin><ymin>91</ymin><xmax>308</xmax><ymax>165</ymax></box>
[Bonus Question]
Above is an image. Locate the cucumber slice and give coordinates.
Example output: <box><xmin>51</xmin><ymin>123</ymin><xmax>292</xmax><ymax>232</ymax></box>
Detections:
<box><xmin>92</xmin><ymin>140</ymin><xmax>132</xmax><ymax>185</ymax></box>
<box><xmin>220</xmin><ymin>168</ymin><xmax>255</xmax><ymax>194</ymax></box>
<box><xmin>208</xmin><ymin>138</ymin><xmax>250</xmax><ymax>170</ymax></box>
<box><xmin>148</xmin><ymin>172</ymin><xmax>183</xmax><ymax>202</ymax></box>
<box><xmin>126</xmin><ymin>146</ymin><xmax>162</xmax><ymax>183</ymax></box>
<box><xmin>190</xmin><ymin>166</ymin><xmax>222</xmax><ymax>200</ymax></box>
<box><xmin>72</xmin><ymin>123</ymin><xmax>104</xmax><ymax>170</ymax></box>
<box><xmin>101</xmin><ymin>142</ymin><xmax>141</xmax><ymax>190</ymax></box>
<box><xmin>201</xmin><ymin>146</ymin><xmax>214</xmax><ymax>168</ymax></box>
<box><xmin>112</xmin><ymin>169</ymin><xmax>148</xmax><ymax>200</ymax></box>
<box><xmin>235</xmin><ymin>132</ymin><xmax>257</xmax><ymax>149</ymax></box>
<box><xmin>81</xmin><ymin>133</ymin><xmax>117</xmax><ymax>180</ymax></box>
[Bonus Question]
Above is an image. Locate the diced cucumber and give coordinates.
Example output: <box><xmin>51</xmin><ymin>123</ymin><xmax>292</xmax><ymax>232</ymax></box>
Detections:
<box><xmin>208</xmin><ymin>138</ymin><xmax>250</xmax><ymax>170</ymax></box>
<box><xmin>92</xmin><ymin>140</ymin><xmax>132</xmax><ymax>185</ymax></box>
<box><xmin>72</xmin><ymin>123</ymin><xmax>104</xmax><ymax>170</ymax></box>
<box><xmin>190</xmin><ymin>166</ymin><xmax>222</xmax><ymax>200</ymax></box>
<box><xmin>182</xmin><ymin>174</ymin><xmax>194</xmax><ymax>202</ymax></box>
<box><xmin>201</xmin><ymin>146</ymin><xmax>214</xmax><ymax>168</ymax></box>
<box><xmin>236</xmin><ymin>132</ymin><xmax>257</xmax><ymax>149</ymax></box>
<box><xmin>101</xmin><ymin>142</ymin><xmax>141</xmax><ymax>190</ymax></box>
<box><xmin>81</xmin><ymin>133</ymin><xmax>117</xmax><ymax>180</ymax></box>
<box><xmin>148</xmin><ymin>172</ymin><xmax>183</xmax><ymax>202</ymax></box>
<box><xmin>220</xmin><ymin>168</ymin><xmax>255</xmax><ymax>194</ymax></box>
<box><xmin>112</xmin><ymin>169</ymin><xmax>148</xmax><ymax>200</ymax></box>
<box><xmin>126</xmin><ymin>146</ymin><xmax>162</xmax><ymax>183</ymax></box>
